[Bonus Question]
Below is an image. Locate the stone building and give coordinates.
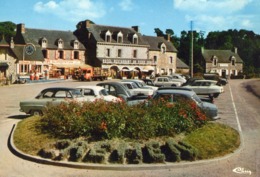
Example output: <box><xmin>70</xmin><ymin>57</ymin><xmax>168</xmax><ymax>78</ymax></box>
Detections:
<box><xmin>142</xmin><ymin>35</ymin><xmax>178</xmax><ymax>76</ymax></box>
<box><xmin>13</xmin><ymin>24</ymin><xmax>86</xmax><ymax>79</ymax></box>
<box><xmin>74</xmin><ymin>20</ymin><xmax>152</xmax><ymax>79</ymax></box>
<box><xmin>201</xmin><ymin>47</ymin><xmax>243</xmax><ymax>78</ymax></box>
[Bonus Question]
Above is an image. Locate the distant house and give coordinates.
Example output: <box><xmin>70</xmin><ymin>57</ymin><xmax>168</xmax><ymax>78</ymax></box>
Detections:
<box><xmin>13</xmin><ymin>24</ymin><xmax>86</xmax><ymax>78</ymax></box>
<box><xmin>0</xmin><ymin>37</ymin><xmax>16</xmax><ymax>83</ymax></box>
<box><xmin>142</xmin><ymin>35</ymin><xmax>178</xmax><ymax>75</ymax></box>
<box><xmin>74</xmin><ymin>20</ymin><xmax>151</xmax><ymax>79</ymax></box>
<box><xmin>176</xmin><ymin>58</ymin><xmax>189</xmax><ymax>74</ymax></box>
<box><xmin>201</xmin><ymin>47</ymin><xmax>243</xmax><ymax>77</ymax></box>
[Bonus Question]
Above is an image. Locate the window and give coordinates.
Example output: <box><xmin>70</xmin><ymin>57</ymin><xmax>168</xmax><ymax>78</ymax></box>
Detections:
<box><xmin>133</xmin><ymin>50</ymin><xmax>137</xmax><ymax>58</ymax></box>
<box><xmin>161</xmin><ymin>43</ymin><xmax>166</xmax><ymax>53</ymax></box>
<box><xmin>213</xmin><ymin>57</ymin><xmax>218</xmax><ymax>66</ymax></box>
<box><xmin>153</xmin><ymin>56</ymin><xmax>157</xmax><ymax>63</ymax></box>
<box><xmin>105</xmin><ymin>31</ymin><xmax>112</xmax><ymax>42</ymax></box>
<box><xmin>169</xmin><ymin>56</ymin><xmax>173</xmax><ymax>64</ymax></box>
<box><xmin>42</xmin><ymin>50</ymin><xmax>48</xmax><ymax>58</ymax></box>
<box><xmin>74</xmin><ymin>51</ymin><xmax>79</xmax><ymax>59</ymax></box>
<box><xmin>58</xmin><ymin>39</ymin><xmax>63</xmax><ymax>49</ymax></box>
<box><xmin>133</xmin><ymin>34</ymin><xmax>138</xmax><ymax>44</ymax></box>
<box><xmin>59</xmin><ymin>51</ymin><xmax>64</xmax><ymax>59</ymax></box>
<box><xmin>231</xmin><ymin>59</ymin><xmax>235</xmax><ymax>65</ymax></box>
<box><xmin>106</xmin><ymin>49</ymin><xmax>110</xmax><ymax>57</ymax></box>
<box><xmin>41</xmin><ymin>38</ymin><xmax>47</xmax><ymax>48</ymax></box>
<box><xmin>74</xmin><ymin>40</ymin><xmax>79</xmax><ymax>49</ymax></box>
<box><xmin>118</xmin><ymin>49</ymin><xmax>122</xmax><ymax>57</ymax></box>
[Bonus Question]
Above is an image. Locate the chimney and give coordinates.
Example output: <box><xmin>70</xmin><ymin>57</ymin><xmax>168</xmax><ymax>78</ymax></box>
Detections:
<box><xmin>17</xmin><ymin>23</ymin><xmax>25</xmax><ymax>34</ymax></box>
<box><xmin>86</xmin><ymin>20</ymin><xmax>91</xmax><ymax>28</ymax></box>
<box><xmin>234</xmin><ymin>47</ymin><xmax>237</xmax><ymax>54</ymax></box>
<box><xmin>10</xmin><ymin>37</ymin><xmax>14</xmax><ymax>48</ymax></box>
<box><xmin>167</xmin><ymin>34</ymin><xmax>171</xmax><ymax>42</ymax></box>
<box><xmin>132</xmin><ymin>26</ymin><xmax>139</xmax><ymax>33</ymax></box>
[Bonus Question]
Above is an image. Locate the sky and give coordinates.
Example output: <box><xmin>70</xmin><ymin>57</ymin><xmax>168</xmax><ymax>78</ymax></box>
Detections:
<box><xmin>1</xmin><ymin>0</ymin><xmax>260</xmax><ymax>37</ymax></box>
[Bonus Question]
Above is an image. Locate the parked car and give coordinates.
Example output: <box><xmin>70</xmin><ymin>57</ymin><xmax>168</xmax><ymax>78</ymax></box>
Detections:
<box><xmin>122</xmin><ymin>79</ymin><xmax>158</xmax><ymax>91</ymax></box>
<box><xmin>182</xmin><ymin>79</ymin><xmax>224</xmax><ymax>98</ymax></box>
<box><xmin>152</xmin><ymin>89</ymin><xmax>219</xmax><ymax>120</ymax></box>
<box><xmin>97</xmin><ymin>82</ymin><xmax>148</xmax><ymax>103</ymax></box>
<box><xmin>154</xmin><ymin>77</ymin><xmax>182</xmax><ymax>87</ymax></box>
<box><xmin>169</xmin><ymin>73</ymin><xmax>187</xmax><ymax>84</ymax></box>
<box><xmin>76</xmin><ymin>86</ymin><xmax>121</xmax><ymax>102</ymax></box>
<box><xmin>142</xmin><ymin>79</ymin><xmax>157</xmax><ymax>87</ymax></box>
<box><xmin>121</xmin><ymin>81</ymin><xmax>154</xmax><ymax>96</ymax></box>
<box><xmin>203</xmin><ymin>73</ymin><xmax>228</xmax><ymax>86</ymax></box>
<box><xmin>19</xmin><ymin>87</ymin><xmax>85</xmax><ymax>116</ymax></box>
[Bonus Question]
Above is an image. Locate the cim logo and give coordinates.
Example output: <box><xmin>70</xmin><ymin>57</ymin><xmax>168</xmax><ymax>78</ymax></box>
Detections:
<box><xmin>233</xmin><ymin>167</ymin><xmax>252</xmax><ymax>175</ymax></box>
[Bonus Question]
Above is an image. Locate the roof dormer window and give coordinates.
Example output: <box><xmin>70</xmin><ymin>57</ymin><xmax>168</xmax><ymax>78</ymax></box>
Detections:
<box><xmin>105</xmin><ymin>31</ymin><xmax>112</xmax><ymax>42</ymax></box>
<box><xmin>41</xmin><ymin>37</ymin><xmax>48</xmax><ymax>48</ymax></box>
<box><xmin>58</xmin><ymin>38</ymin><xmax>63</xmax><ymax>49</ymax></box>
<box><xmin>160</xmin><ymin>43</ymin><xmax>166</xmax><ymax>53</ymax></box>
<box><xmin>117</xmin><ymin>32</ymin><xmax>123</xmax><ymax>43</ymax></box>
<box><xmin>212</xmin><ymin>56</ymin><xmax>218</xmax><ymax>66</ymax></box>
<box><xmin>231</xmin><ymin>56</ymin><xmax>236</xmax><ymax>65</ymax></box>
<box><xmin>73</xmin><ymin>40</ymin><xmax>79</xmax><ymax>49</ymax></box>
<box><xmin>132</xmin><ymin>34</ymin><xmax>138</xmax><ymax>44</ymax></box>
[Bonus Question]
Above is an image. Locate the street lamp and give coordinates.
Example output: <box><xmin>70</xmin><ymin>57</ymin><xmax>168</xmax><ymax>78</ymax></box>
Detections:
<box><xmin>22</xmin><ymin>43</ymin><xmax>36</xmax><ymax>74</ymax></box>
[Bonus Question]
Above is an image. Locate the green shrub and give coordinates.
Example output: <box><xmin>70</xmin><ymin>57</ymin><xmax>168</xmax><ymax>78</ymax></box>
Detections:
<box><xmin>40</xmin><ymin>98</ymin><xmax>208</xmax><ymax>140</ymax></box>
<box><xmin>125</xmin><ymin>143</ymin><xmax>143</xmax><ymax>164</ymax></box>
<box><xmin>143</xmin><ymin>141</ymin><xmax>165</xmax><ymax>163</ymax></box>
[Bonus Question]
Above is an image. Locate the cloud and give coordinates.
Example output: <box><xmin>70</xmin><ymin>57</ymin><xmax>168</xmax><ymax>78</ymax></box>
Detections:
<box><xmin>173</xmin><ymin>0</ymin><xmax>252</xmax><ymax>14</ymax></box>
<box><xmin>34</xmin><ymin>0</ymin><xmax>106</xmax><ymax>22</ymax></box>
<box><xmin>119</xmin><ymin>0</ymin><xmax>134</xmax><ymax>11</ymax></box>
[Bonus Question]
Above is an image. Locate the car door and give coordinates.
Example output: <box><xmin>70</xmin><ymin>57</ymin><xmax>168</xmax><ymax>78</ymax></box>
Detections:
<box><xmin>190</xmin><ymin>81</ymin><xmax>202</xmax><ymax>94</ymax></box>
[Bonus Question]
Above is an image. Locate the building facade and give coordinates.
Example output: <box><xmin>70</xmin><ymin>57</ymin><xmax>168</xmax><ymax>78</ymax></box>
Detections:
<box><xmin>13</xmin><ymin>24</ymin><xmax>86</xmax><ymax>79</ymax></box>
<box><xmin>142</xmin><ymin>35</ymin><xmax>178</xmax><ymax>76</ymax></box>
<box><xmin>75</xmin><ymin>20</ymin><xmax>154</xmax><ymax>79</ymax></box>
<box><xmin>202</xmin><ymin>47</ymin><xmax>243</xmax><ymax>78</ymax></box>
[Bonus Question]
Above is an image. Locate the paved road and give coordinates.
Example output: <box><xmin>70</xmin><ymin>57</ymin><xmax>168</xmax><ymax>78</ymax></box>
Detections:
<box><xmin>0</xmin><ymin>79</ymin><xmax>259</xmax><ymax>177</ymax></box>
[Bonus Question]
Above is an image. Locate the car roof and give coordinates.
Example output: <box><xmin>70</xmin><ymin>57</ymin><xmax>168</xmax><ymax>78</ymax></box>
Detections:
<box><xmin>158</xmin><ymin>87</ymin><xmax>193</xmax><ymax>91</ymax></box>
<box><xmin>77</xmin><ymin>85</ymin><xmax>104</xmax><ymax>90</ymax></box>
<box><xmin>41</xmin><ymin>87</ymin><xmax>78</xmax><ymax>91</ymax></box>
<box><xmin>155</xmin><ymin>89</ymin><xmax>195</xmax><ymax>97</ymax></box>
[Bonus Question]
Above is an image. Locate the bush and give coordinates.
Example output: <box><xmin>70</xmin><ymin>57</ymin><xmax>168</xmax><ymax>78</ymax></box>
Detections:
<box><xmin>40</xmin><ymin>98</ymin><xmax>208</xmax><ymax>140</ymax></box>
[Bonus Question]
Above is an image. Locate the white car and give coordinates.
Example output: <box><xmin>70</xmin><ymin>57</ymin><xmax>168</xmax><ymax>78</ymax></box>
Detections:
<box><xmin>121</xmin><ymin>81</ymin><xmax>154</xmax><ymax>96</ymax></box>
<box><xmin>122</xmin><ymin>79</ymin><xmax>158</xmax><ymax>91</ymax></box>
<box><xmin>170</xmin><ymin>74</ymin><xmax>187</xmax><ymax>84</ymax></box>
<box><xmin>182</xmin><ymin>80</ymin><xmax>224</xmax><ymax>98</ymax></box>
<box><xmin>76</xmin><ymin>86</ymin><xmax>121</xmax><ymax>102</ymax></box>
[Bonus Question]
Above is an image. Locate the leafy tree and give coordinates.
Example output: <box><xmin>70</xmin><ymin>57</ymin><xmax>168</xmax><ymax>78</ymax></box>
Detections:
<box><xmin>0</xmin><ymin>21</ymin><xmax>16</xmax><ymax>42</ymax></box>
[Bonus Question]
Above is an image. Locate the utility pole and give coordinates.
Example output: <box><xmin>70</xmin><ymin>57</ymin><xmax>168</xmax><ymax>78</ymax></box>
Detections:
<box><xmin>190</xmin><ymin>21</ymin><xmax>194</xmax><ymax>78</ymax></box>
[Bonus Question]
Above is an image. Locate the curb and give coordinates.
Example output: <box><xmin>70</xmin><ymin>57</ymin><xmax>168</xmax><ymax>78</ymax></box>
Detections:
<box><xmin>8</xmin><ymin>123</ymin><xmax>244</xmax><ymax>171</ymax></box>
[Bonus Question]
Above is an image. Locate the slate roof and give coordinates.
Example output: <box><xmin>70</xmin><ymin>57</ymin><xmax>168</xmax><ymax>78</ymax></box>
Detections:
<box><xmin>142</xmin><ymin>35</ymin><xmax>178</xmax><ymax>52</ymax></box>
<box><xmin>87</xmin><ymin>24</ymin><xmax>149</xmax><ymax>46</ymax></box>
<box><xmin>0</xmin><ymin>37</ymin><xmax>9</xmax><ymax>47</ymax></box>
<box><xmin>11</xmin><ymin>45</ymin><xmax>44</xmax><ymax>61</ymax></box>
<box><xmin>177</xmin><ymin>58</ymin><xmax>189</xmax><ymax>68</ymax></box>
<box><xmin>15</xmin><ymin>28</ymin><xmax>85</xmax><ymax>50</ymax></box>
<box><xmin>202</xmin><ymin>49</ymin><xmax>243</xmax><ymax>63</ymax></box>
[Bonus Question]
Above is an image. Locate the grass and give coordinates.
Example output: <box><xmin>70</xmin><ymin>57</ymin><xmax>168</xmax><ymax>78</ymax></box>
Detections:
<box><xmin>183</xmin><ymin>122</ymin><xmax>240</xmax><ymax>159</ymax></box>
<box><xmin>13</xmin><ymin>116</ymin><xmax>240</xmax><ymax>160</ymax></box>
<box><xmin>13</xmin><ymin>116</ymin><xmax>57</xmax><ymax>155</ymax></box>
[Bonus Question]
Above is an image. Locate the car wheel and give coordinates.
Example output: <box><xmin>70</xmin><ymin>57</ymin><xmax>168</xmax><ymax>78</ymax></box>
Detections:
<box><xmin>30</xmin><ymin>110</ymin><xmax>42</xmax><ymax>116</ymax></box>
<box><xmin>213</xmin><ymin>93</ymin><xmax>219</xmax><ymax>98</ymax></box>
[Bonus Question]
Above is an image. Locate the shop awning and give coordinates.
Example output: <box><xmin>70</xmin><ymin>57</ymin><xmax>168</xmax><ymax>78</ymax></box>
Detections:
<box><xmin>53</xmin><ymin>63</ymin><xmax>92</xmax><ymax>69</ymax></box>
<box><xmin>142</xmin><ymin>65</ymin><xmax>154</xmax><ymax>71</ymax></box>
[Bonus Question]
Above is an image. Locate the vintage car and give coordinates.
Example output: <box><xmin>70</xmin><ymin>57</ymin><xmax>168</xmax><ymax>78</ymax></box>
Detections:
<box><xmin>154</xmin><ymin>77</ymin><xmax>182</xmax><ymax>87</ymax></box>
<box><xmin>76</xmin><ymin>85</ymin><xmax>121</xmax><ymax>102</ymax></box>
<box><xmin>97</xmin><ymin>82</ymin><xmax>148</xmax><ymax>103</ymax></box>
<box><xmin>182</xmin><ymin>80</ymin><xmax>224</xmax><ymax>98</ymax></box>
<box><xmin>121</xmin><ymin>81</ymin><xmax>154</xmax><ymax>96</ymax></box>
<box><xmin>122</xmin><ymin>79</ymin><xmax>158</xmax><ymax>91</ymax></box>
<box><xmin>19</xmin><ymin>87</ymin><xmax>85</xmax><ymax>116</ymax></box>
<box><xmin>152</xmin><ymin>89</ymin><xmax>219</xmax><ymax>120</ymax></box>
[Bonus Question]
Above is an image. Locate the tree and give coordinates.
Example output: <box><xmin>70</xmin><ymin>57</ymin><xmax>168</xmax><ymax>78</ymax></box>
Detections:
<box><xmin>0</xmin><ymin>21</ymin><xmax>16</xmax><ymax>42</ymax></box>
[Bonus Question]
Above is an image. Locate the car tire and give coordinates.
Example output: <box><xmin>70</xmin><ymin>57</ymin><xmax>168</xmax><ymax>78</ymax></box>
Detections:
<box><xmin>213</xmin><ymin>93</ymin><xmax>219</xmax><ymax>98</ymax></box>
<box><xmin>30</xmin><ymin>110</ymin><xmax>42</xmax><ymax>116</ymax></box>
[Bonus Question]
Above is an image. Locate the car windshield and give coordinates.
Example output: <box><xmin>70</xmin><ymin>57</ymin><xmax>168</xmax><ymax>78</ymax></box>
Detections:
<box><xmin>71</xmin><ymin>89</ymin><xmax>84</xmax><ymax>98</ymax></box>
<box><xmin>100</xmin><ymin>89</ymin><xmax>109</xmax><ymax>96</ymax></box>
<box><xmin>191</xmin><ymin>94</ymin><xmax>202</xmax><ymax>104</ymax></box>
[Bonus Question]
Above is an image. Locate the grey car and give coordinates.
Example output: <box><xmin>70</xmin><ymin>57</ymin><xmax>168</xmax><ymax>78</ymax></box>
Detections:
<box><xmin>152</xmin><ymin>89</ymin><xmax>219</xmax><ymax>120</ymax></box>
<box><xmin>19</xmin><ymin>87</ymin><xmax>85</xmax><ymax>116</ymax></box>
